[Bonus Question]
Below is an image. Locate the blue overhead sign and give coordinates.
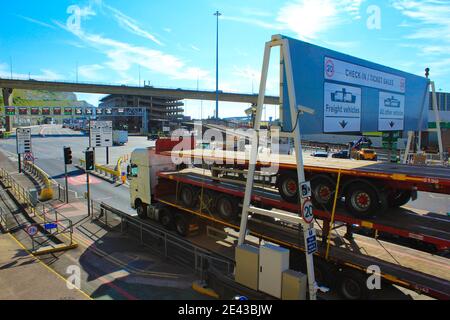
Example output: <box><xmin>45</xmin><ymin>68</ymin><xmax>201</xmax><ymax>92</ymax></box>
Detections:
<box><xmin>282</xmin><ymin>36</ymin><xmax>430</xmax><ymax>134</ymax></box>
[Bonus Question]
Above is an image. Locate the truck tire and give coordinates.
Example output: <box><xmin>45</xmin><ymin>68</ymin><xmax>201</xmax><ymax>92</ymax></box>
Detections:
<box><xmin>388</xmin><ymin>190</ymin><xmax>412</xmax><ymax>208</ymax></box>
<box><xmin>311</xmin><ymin>175</ymin><xmax>336</xmax><ymax>210</ymax></box>
<box><xmin>345</xmin><ymin>182</ymin><xmax>381</xmax><ymax>218</ymax></box>
<box><xmin>159</xmin><ymin>209</ymin><xmax>175</xmax><ymax>231</ymax></box>
<box><xmin>175</xmin><ymin>213</ymin><xmax>190</xmax><ymax>237</ymax></box>
<box><xmin>338</xmin><ymin>269</ymin><xmax>370</xmax><ymax>300</ymax></box>
<box><xmin>136</xmin><ymin>202</ymin><xmax>147</xmax><ymax>219</ymax></box>
<box><xmin>179</xmin><ymin>184</ymin><xmax>198</xmax><ymax>208</ymax></box>
<box><xmin>216</xmin><ymin>194</ymin><xmax>240</xmax><ymax>221</ymax></box>
<box><xmin>277</xmin><ymin>171</ymin><xmax>299</xmax><ymax>203</ymax></box>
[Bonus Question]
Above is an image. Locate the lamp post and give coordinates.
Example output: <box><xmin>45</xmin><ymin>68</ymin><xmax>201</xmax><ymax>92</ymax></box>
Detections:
<box><xmin>214</xmin><ymin>10</ymin><xmax>221</xmax><ymax>119</ymax></box>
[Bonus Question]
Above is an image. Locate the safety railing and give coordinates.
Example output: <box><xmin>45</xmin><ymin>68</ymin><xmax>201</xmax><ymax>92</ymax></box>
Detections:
<box><xmin>0</xmin><ymin>168</ymin><xmax>37</xmax><ymax>216</ymax></box>
<box><xmin>91</xmin><ymin>201</ymin><xmax>235</xmax><ymax>277</ymax></box>
<box><xmin>30</xmin><ymin>218</ymin><xmax>74</xmax><ymax>253</ymax></box>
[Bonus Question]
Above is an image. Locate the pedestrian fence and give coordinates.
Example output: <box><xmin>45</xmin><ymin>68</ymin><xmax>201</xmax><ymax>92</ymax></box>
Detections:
<box><xmin>91</xmin><ymin>201</ymin><xmax>235</xmax><ymax>278</ymax></box>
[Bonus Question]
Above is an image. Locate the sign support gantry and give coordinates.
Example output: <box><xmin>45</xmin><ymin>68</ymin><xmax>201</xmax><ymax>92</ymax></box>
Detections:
<box><xmin>237</xmin><ymin>35</ymin><xmax>318</xmax><ymax>300</ymax></box>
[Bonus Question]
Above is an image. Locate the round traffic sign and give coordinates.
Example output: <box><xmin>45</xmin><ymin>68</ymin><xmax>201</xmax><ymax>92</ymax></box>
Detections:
<box><xmin>302</xmin><ymin>200</ymin><xmax>314</xmax><ymax>224</ymax></box>
<box><xmin>26</xmin><ymin>225</ymin><xmax>38</xmax><ymax>237</ymax></box>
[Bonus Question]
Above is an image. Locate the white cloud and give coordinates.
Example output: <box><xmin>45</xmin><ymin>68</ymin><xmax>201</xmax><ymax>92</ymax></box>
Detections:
<box><xmin>223</xmin><ymin>0</ymin><xmax>365</xmax><ymax>41</ymax></box>
<box><xmin>103</xmin><ymin>4</ymin><xmax>163</xmax><ymax>46</ymax></box>
<box><xmin>276</xmin><ymin>0</ymin><xmax>365</xmax><ymax>40</ymax></box>
<box><xmin>392</xmin><ymin>0</ymin><xmax>450</xmax><ymax>42</ymax></box>
<box><xmin>391</xmin><ymin>0</ymin><xmax>450</xmax><ymax>80</ymax></box>
<box><xmin>78</xmin><ymin>64</ymin><xmax>105</xmax><ymax>81</ymax></box>
<box><xmin>17</xmin><ymin>15</ymin><xmax>56</xmax><ymax>29</ymax></box>
<box><xmin>57</xmin><ymin>19</ymin><xmax>211</xmax><ymax>84</ymax></box>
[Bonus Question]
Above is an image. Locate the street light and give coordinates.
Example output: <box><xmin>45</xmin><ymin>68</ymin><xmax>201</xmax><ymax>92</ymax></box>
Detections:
<box><xmin>214</xmin><ymin>10</ymin><xmax>221</xmax><ymax>119</ymax></box>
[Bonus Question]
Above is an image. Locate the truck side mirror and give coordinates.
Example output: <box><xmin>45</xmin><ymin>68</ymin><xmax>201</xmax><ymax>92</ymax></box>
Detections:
<box><xmin>127</xmin><ymin>164</ymin><xmax>132</xmax><ymax>178</ymax></box>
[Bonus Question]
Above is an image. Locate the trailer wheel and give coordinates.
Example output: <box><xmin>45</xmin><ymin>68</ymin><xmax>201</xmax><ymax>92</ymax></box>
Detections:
<box><xmin>175</xmin><ymin>213</ymin><xmax>190</xmax><ymax>237</ymax></box>
<box><xmin>338</xmin><ymin>270</ymin><xmax>370</xmax><ymax>300</ymax></box>
<box><xmin>388</xmin><ymin>190</ymin><xmax>412</xmax><ymax>208</ymax></box>
<box><xmin>216</xmin><ymin>195</ymin><xmax>240</xmax><ymax>221</ymax></box>
<box><xmin>159</xmin><ymin>209</ymin><xmax>175</xmax><ymax>231</ymax></box>
<box><xmin>277</xmin><ymin>171</ymin><xmax>299</xmax><ymax>203</ymax></box>
<box><xmin>179</xmin><ymin>184</ymin><xmax>198</xmax><ymax>208</ymax></box>
<box><xmin>345</xmin><ymin>182</ymin><xmax>380</xmax><ymax>217</ymax></box>
<box><xmin>311</xmin><ymin>176</ymin><xmax>336</xmax><ymax>210</ymax></box>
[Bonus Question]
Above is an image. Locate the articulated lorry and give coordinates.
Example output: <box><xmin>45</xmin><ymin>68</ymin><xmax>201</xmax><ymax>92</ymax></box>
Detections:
<box><xmin>127</xmin><ymin>138</ymin><xmax>450</xmax><ymax>300</ymax></box>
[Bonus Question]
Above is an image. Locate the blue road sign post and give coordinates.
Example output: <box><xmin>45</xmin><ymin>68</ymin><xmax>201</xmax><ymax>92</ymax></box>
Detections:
<box><xmin>281</xmin><ymin>36</ymin><xmax>430</xmax><ymax>135</ymax></box>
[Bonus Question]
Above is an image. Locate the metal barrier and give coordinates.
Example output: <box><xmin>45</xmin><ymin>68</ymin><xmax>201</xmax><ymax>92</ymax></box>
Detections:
<box><xmin>401</xmin><ymin>152</ymin><xmax>449</xmax><ymax>166</ymax></box>
<box><xmin>22</xmin><ymin>161</ymin><xmax>55</xmax><ymax>200</ymax></box>
<box><xmin>79</xmin><ymin>159</ymin><xmax>121</xmax><ymax>182</ymax></box>
<box><xmin>91</xmin><ymin>201</ymin><xmax>235</xmax><ymax>277</ymax></box>
<box><xmin>0</xmin><ymin>169</ymin><xmax>76</xmax><ymax>253</ymax></box>
<box><xmin>30</xmin><ymin>218</ymin><xmax>74</xmax><ymax>253</ymax></box>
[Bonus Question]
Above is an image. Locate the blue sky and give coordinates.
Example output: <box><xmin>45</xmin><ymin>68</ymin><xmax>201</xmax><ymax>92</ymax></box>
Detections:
<box><xmin>0</xmin><ymin>0</ymin><xmax>449</xmax><ymax>119</ymax></box>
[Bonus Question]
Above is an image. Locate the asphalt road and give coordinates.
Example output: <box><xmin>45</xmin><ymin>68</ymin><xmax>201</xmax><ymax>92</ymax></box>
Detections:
<box><xmin>0</xmin><ymin>125</ymin><xmax>156</xmax><ymax>214</ymax></box>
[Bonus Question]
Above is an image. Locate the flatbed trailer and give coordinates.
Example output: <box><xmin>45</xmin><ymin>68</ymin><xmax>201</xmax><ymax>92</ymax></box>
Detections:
<box><xmin>164</xmin><ymin>149</ymin><xmax>450</xmax><ymax>218</ymax></box>
<box><xmin>153</xmin><ymin>168</ymin><xmax>450</xmax><ymax>300</ymax></box>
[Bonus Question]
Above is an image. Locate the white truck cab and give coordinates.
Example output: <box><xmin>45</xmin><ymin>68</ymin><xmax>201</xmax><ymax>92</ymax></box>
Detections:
<box><xmin>128</xmin><ymin>148</ymin><xmax>176</xmax><ymax>218</ymax></box>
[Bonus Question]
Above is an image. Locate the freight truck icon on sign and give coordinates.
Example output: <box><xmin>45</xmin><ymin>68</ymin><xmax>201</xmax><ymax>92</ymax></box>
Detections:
<box><xmin>324</xmin><ymin>82</ymin><xmax>361</xmax><ymax>133</ymax></box>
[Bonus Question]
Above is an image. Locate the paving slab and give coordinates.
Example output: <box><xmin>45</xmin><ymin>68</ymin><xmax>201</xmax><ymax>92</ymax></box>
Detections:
<box><xmin>0</xmin><ymin>233</ymin><xmax>89</xmax><ymax>300</ymax></box>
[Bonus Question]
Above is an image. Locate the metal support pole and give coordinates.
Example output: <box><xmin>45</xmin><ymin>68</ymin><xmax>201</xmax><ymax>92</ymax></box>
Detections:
<box><xmin>106</xmin><ymin>147</ymin><xmax>109</xmax><ymax>165</ymax></box>
<box><xmin>431</xmin><ymin>81</ymin><xmax>444</xmax><ymax>163</ymax></box>
<box><xmin>403</xmin><ymin>131</ymin><xmax>414</xmax><ymax>164</ymax></box>
<box><xmin>282</xmin><ymin>38</ymin><xmax>317</xmax><ymax>300</ymax></box>
<box><xmin>326</xmin><ymin>170</ymin><xmax>341</xmax><ymax>260</ymax></box>
<box><xmin>18</xmin><ymin>153</ymin><xmax>22</xmax><ymax>173</ymax></box>
<box><xmin>86</xmin><ymin>171</ymin><xmax>91</xmax><ymax>218</ymax></box>
<box><xmin>64</xmin><ymin>163</ymin><xmax>69</xmax><ymax>204</ymax></box>
<box><xmin>238</xmin><ymin>41</ymin><xmax>272</xmax><ymax>246</ymax></box>
<box><xmin>214</xmin><ymin>11</ymin><xmax>221</xmax><ymax>119</ymax></box>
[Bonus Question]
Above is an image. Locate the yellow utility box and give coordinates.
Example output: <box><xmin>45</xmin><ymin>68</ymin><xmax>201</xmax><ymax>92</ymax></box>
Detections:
<box><xmin>235</xmin><ymin>244</ymin><xmax>259</xmax><ymax>291</ymax></box>
<box><xmin>282</xmin><ymin>270</ymin><xmax>307</xmax><ymax>300</ymax></box>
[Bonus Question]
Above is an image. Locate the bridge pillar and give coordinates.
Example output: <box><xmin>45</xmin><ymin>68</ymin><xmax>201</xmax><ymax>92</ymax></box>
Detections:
<box><xmin>1</xmin><ymin>88</ymin><xmax>13</xmax><ymax>132</ymax></box>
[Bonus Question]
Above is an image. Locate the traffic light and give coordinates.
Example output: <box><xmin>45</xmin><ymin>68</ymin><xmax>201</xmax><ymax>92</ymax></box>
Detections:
<box><xmin>85</xmin><ymin>150</ymin><xmax>95</xmax><ymax>171</ymax></box>
<box><xmin>63</xmin><ymin>147</ymin><xmax>72</xmax><ymax>165</ymax></box>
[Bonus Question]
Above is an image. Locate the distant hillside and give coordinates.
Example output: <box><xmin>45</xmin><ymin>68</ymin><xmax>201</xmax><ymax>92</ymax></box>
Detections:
<box><xmin>0</xmin><ymin>89</ymin><xmax>94</xmax><ymax>108</ymax></box>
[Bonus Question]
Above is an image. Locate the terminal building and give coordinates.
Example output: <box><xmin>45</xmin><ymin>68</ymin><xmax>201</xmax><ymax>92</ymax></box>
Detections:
<box><xmin>96</xmin><ymin>93</ymin><xmax>186</xmax><ymax>134</ymax></box>
<box><xmin>424</xmin><ymin>91</ymin><xmax>450</xmax><ymax>152</ymax></box>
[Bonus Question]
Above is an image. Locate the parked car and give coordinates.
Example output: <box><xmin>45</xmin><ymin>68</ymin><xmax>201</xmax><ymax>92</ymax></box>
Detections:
<box><xmin>311</xmin><ymin>151</ymin><xmax>329</xmax><ymax>158</ymax></box>
<box><xmin>332</xmin><ymin>150</ymin><xmax>350</xmax><ymax>159</ymax></box>
<box><xmin>148</xmin><ymin>134</ymin><xmax>159</xmax><ymax>141</ymax></box>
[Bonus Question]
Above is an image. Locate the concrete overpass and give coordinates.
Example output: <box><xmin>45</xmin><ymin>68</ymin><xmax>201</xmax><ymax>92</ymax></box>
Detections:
<box><xmin>0</xmin><ymin>78</ymin><xmax>279</xmax><ymax>104</ymax></box>
<box><xmin>0</xmin><ymin>78</ymin><xmax>280</xmax><ymax>131</ymax></box>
